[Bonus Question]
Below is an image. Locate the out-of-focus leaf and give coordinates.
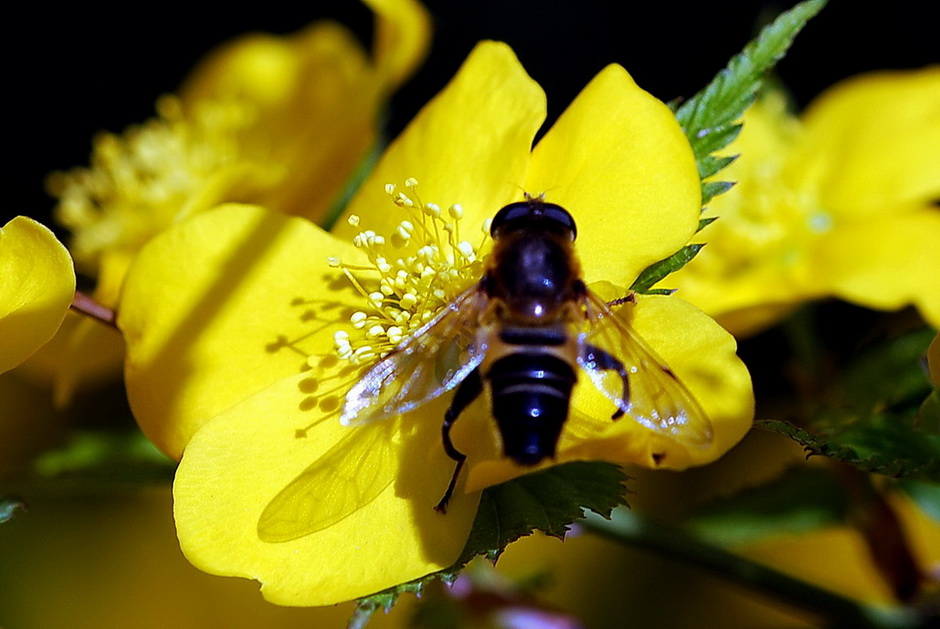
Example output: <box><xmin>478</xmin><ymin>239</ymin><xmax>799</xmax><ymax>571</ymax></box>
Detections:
<box><xmin>684</xmin><ymin>466</ymin><xmax>848</xmax><ymax>545</ymax></box>
<box><xmin>838</xmin><ymin>328</ymin><xmax>936</xmax><ymax>412</ymax></box>
<box><xmin>761</xmin><ymin>328</ymin><xmax>939</xmax><ymax>480</ymax></box>
<box><xmin>33</xmin><ymin>430</ymin><xmax>176</xmax><ymax>483</ymax></box>
<box><xmin>918</xmin><ymin>389</ymin><xmax>940</xmax><ymax>433</ymax></box>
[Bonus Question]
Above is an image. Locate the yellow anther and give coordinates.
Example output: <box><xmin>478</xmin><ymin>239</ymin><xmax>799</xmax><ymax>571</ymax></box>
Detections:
<box><xmin>395</xmin><ymin>192</ymin><xmax>414</xmax><ymax>207</ymax></box>
<box><xmin>387</xmin><ymin>326</ymin><xmax>404</xmax><ymax>344</ymax></box>
<box><xmin>400</xmin><ymin>292</ymin><xmax>418</xmax><ymax>309</ymax></box>
<box><xmin>350</xmin><ymin>311</ymin><xmax>368</xmax><ymax>328</ymax></box>
<box><xmin>330</xmin><ymin>178</ymin><xmax>493</xmax><ymax>365</ymax></box>
<box><xmin>457</xmin><ymin>241</ymin><xmax>476</xmax><ymax>261</ymax></box>
<box><xmin>397</xmin><ymin>221</ymin><xmax>414</xmax><ymax>239</ymax></box>
<box><xmin>354</xmin><ymin>346</ymin><xmax>375</xmax><ymax>362</ymax></box>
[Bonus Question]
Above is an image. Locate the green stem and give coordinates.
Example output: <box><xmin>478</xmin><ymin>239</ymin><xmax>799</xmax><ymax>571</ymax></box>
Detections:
<box><xmin>582</xmin><ymin>508</ymin><xmax>923</xmax><ymax>629</ymax></box>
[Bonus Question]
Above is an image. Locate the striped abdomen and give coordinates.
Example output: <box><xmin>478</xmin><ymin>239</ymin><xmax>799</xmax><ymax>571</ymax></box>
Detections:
<box><xmin>484</xmin><ymin>326</ymin><xmax>578</xmax><ymax>465</ymax></box>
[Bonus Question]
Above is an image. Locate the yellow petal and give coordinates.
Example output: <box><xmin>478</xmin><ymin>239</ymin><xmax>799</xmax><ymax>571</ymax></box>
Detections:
<box><xmin>335</xmin><ymin>41</ymin><xmax>547</xmax><ymax>239</ymax></box>
<box><xmin>813</xmin><ymin>210</ymin><xmax>940</xmax><ymax>328</ymax></box>
<box><xmin>45</xmin><ymin>249</ymin><xmax>130</xmax><ymax>405</ymax></box>
<box><xmin>796</xmin><ymin>67</ymin><xmax>940</xmax><ymax>215</ymax></box>
<box><xmin>738</xmin><ymin>492</ymin><xmax>940</xmax><ymax>606</ymax></box>
<box><xmin>366</xmin><ymin>0</ymin><xmax>432</xmax><ymax>88</ymax></box>
<box><xmin>175</xmin><ymin>371</ymin><xmax>480</xmax><ymax>606</ymax></box>
<box><xmin>527</xmin><ymin>64</ymin><xmax>701</xmax><ymax>287</ymax></box>
<box><xmin>14</xmin><ymin>249</ymin><xmax>127</xmax><ymax>401</ymax></box>
<box><xmin>118</xmin><ymin>204</ymin><xmax>364</xmax><ymax>458</ymax></box>
<box><xmin>51</xmin><ymin>317</ymin><xmax>126</xmax><ymax>407</ymax></box>
<box><xmin>464</xmin><ymin>291</ymin><xmax>753</xmax><ymax>491</ymax></box>
<box><xmin>622</xmin><ymin>294</ymin><xmax>754</xmax><ymax>467</ymax></box>
<box><xmin>180</xmin><ymin>22</ymin><xmax>381</xmax><ymax>223</ymax></box>
<box><xmin>0</xmin><ymin>217</ymin><xmax>76</xmax><ymax>374</ymax></box>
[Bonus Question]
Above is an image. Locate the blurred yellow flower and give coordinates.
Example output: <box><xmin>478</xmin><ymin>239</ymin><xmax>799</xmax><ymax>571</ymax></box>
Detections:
<box><xmin>0</xmin><ymin>217</ymin><xmax>75</xmax><ymax>374</ymax></box>
<box><xmin>667</xmin><ymin>68</ymin><xmax>940</xmax><ymax>336</ymax></box>
<box><xmin>739</xmin><ymin>491</ymin><xmax>940</xmax><ymax>606</ymax></box>
<box><xmin>31</xmin><ymin>0</ymin><xmax>430</xmax><ymax>401</ymax></box>
<box><xmin>117</xmin><ymin>41</ymin><xmax>753</xmax><ymax>605</ymax></box>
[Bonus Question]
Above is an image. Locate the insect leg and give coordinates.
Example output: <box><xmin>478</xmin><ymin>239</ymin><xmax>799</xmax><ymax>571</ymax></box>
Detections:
<box><xmin>435</xmin><ymin>367</ymin><xmax>483</xmax><ymax>513</ymax></box>
<box><xmin>584</xmin><ymin>343</ymin><xmax>629</xmax><ymax>419</ymax></box>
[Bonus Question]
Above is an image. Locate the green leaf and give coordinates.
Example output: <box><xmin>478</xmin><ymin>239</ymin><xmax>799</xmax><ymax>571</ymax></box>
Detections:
<box><xmin>33</xmin><ymin>429</ymin><xmax>176</xmax><ymax>484</ymax></box>
<box><xmin>837</xmin><ymin>328</ymin><xmax>937</xmax><ymax>413</ymax></box>
<box><xmin>684</xmin><ymin>466</ymin><xmax>848</xmax><ymax>545</ymax></box>
<box><xmin>636</xmin><ymin>0</ymin><xmax>827</xmax><ymax>290</ymax></box>
<box><xmin>755</xmin><ymin>326</ymin><xmax>939</xmax><ymax>481</ymax></box>
<box><xmin>701</xmin><ymin>181</ymin><xmax>735</xmax><ymax>207</ymax></box>
<box><xmin>918</xmin><ymin>389</ymin><xmax>940</xmax><ymax>433</ymax></box>
<box><xmin>460</xmin><ymin>461</ymin><xmax>628</xmax><ymax>563</ymax></box>
<box><xmin>630</xmin><ymin>244</ymin><xmax>704</xmax><ymax>294</ymax></box>
<box><xmin>676</xmin><ymin>0</ymin><xmax>827</xmax><ymax>191</ymax></box>
<box><xmin>351</xmin><ymin>461</ymin><xmax>628</xmax><ymax>626</ymax></box>
<box><xmin>698</xmin><ymin>216</ymin><xmax>719</xmax><ymax>231</ymax></box>
<box><xmin>756</xmin><ymin>418</ymin><xmax>940</xmax><ymax>482</ymax></box>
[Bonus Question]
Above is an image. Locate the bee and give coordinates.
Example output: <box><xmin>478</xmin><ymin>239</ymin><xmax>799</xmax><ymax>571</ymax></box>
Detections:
<box><xmin>258</xmin><ymin>197</ymin><xmax>712</xmax><ymax>541</ymax></box>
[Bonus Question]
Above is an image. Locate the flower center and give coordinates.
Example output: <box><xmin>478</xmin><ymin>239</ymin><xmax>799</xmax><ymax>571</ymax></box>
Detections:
<box><xmin>330</xmin><ymin>178</ymin><xmax>490</xmax><ymax>364</ymax></box>
<box><xmin>48</xmin><ymin>95</ymin><xmax>255</xmax><ymax>275</ymax></box>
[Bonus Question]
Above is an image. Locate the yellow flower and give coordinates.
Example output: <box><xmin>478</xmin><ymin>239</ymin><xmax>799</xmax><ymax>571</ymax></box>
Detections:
<box><xmin>32</xmin><ymin>0</ymin><xmax>429</xmax><ymax>401</ymax></box>
<box><xmin>667</xmin><ymin>68</ymin><xmax>940</xmax><ymax>336</ymax></box>
<box><xmin>739</xmin><ymin>491</ymin><xmax>940</xmax><ymax>606</ymax></box>
<box><xmin>0</xmin><ymin>217</ymin><xmax>75</xmax><ymax>374</ymax></box>
<box><xmin>117</xmin><ymin>42</ymin><xmax>754</xmax><ymax>605</ymax></box>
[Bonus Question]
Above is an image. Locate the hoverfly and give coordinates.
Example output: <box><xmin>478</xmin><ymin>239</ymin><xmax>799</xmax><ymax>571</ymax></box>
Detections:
<box><xmin>341</xmin><ymin>196</ymin><xmax>713</xmax><ymax>511</ymax></box>
<box><xmin>258</xmin><ymin>197</ymin><xmax>712</xmax><ymax>541</ymax></box>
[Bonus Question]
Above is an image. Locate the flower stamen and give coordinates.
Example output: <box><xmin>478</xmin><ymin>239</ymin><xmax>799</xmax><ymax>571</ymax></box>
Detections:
<box><xmin>330</xmin><ymin>179</ymin><xmax>490</xmax><ymax>363</ymax></box>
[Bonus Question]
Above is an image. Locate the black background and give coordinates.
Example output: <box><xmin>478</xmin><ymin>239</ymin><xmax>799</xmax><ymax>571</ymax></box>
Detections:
<box><xmin>7</xmin><ymin>1</ymin><xmax>937</xmax><ymax>230</ymax></box>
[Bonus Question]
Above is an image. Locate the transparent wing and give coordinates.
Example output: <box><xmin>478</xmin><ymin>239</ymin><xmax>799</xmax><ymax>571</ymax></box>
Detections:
<box><xmin>341</xmin><ymin>286</ymin><xmax>489</xmax><ymax>425</ymax></box>
<box><xmin>576</xmin><ymin>291</ymin><xmax>713</xmax><ymax>447</ymax></box>
<box><xmin>258</xmin><ymin>421</ymin><xmax>397</xmax><ymax>542</ymax></box>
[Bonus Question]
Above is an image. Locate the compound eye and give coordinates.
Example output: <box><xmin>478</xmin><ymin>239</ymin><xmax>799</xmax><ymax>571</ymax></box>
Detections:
<box><xmin>490</xmin><ymin>202</ymin><xmax>531</xmax><ymax>236</ymax></box>
<box><xmin>490</xmin><ymin>200</ymin><xmax>578</xmax><ymax>239</ymax></box>
<box><xmin>542</xmin><ymin>205</ymin><xmax>577</xmax><ymax>240</ymax></box>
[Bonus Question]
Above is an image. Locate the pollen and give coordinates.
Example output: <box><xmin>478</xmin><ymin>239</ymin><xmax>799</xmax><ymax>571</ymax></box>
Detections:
<box><xmin>330</xmin><ymin>179</ymin><xmax>491</xmax><ymax>364</ymax></box>
<box><xmin>48</xmin><ymin>95</ymin><xmax>255</xmax><ymax>276</ymax></box>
